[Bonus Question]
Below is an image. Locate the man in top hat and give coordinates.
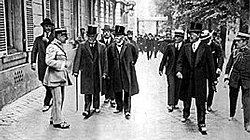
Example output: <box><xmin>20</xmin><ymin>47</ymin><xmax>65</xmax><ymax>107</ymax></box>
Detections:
<box><xmin>99</xmin><ymin>25</ymin><xmax>116</xmax><ymax>107</ymax></box>
<box><xmin>201</xmin><ymin>30</ymin><xmax>224</xmax><ymax>112</ymax></box>
<box><xmin>73</xmin><ymin>25</ymin><xmax>108</xmax><ymax>118</ymax></box>
<box><xmin>43</xmin><ymin>28</ymin><xmax>72</xmax><ymax>129</ymax></box>
<box><xmin>224</xmin><ymin>32</ymin><xmax>250</xmax><ymax>132</ymax></box>
<box><xmin>159</xmin><ymin>29</ymin><xmax>185</xmax><ymax>112</ymax></box>
<box><xmin>31</xmin><ymin>18</ymin><xmax>55</xmax><ymax>112</ymax></box>
<box><xmin>176</xmin><ymin>22</ymin><xmax>216</xmax><ymax>134</ymax></box>
<box><xmin>107</xmin><ymin>25</ymin><xmax>139</xmax><ymax>119</ymax></box>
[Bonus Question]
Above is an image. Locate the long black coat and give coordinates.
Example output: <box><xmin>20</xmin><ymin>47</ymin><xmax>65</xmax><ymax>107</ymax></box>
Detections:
<box><xmin>159</xmin><ymin>42</ymin><xmax>184</xmax><ymax>75</ymax></box>
<box><xmin>176</xmin><ymin>41</ymin><xmax>216</xmax><ymax>104</ymax></box>
<box><xmin>225</xmin><ymin>48</ymin><xmax>250</xmax><ymax>89</ymax></box>
<box><xmin>73</xmin><ymin>41</ymin><xmax>108</xmax><ymax>95</ymax></box>
<box><xmin>107</xmin><ymin>42</ymin><xmax>139</xmax><ymax>96</ymax></box>
<box><xmin>210</xmin><ymin>41</ymin><xmax>224</xmax><ymax>72</ymax></box>
<box><xmin>31</xmin><ymin>33</ymin><xmax>54</xmax><ymax>81</ymax></box>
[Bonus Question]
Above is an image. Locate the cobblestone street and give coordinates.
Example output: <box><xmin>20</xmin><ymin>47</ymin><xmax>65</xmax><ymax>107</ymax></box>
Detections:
<box><xmin>0</xmin><ymin>53</ymin><xmax>250</xmax><ymax>140</ymax></box>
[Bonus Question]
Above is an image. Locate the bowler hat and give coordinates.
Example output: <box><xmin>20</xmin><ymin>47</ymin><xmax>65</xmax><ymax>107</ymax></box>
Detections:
<box><xmin>87</xmin><ymin>25</ymin><xmax>98</xmax><ymax>36</ymax></box>
<box><xmin>174</xmin><ymin>29</ymin><xmax>184</xmax><ymax>38</ymax></box>
<box><xmin>55</xmin><ymin>28</ymin><xmax>67</xmax><ymax>36</ymax></box>
<box><xmin>101</xmin><ymin>25</ymin><xmax>114</xmax><ymax>31</ymax></box>
<box><xmin>114</xmin><ymin>25</ymin><xmax>125</xmax><ymax>36</ymax></box>
<box><xmin>189</xmin><ymin>22</ymin><xmax>202</xmax><ymax>33</ymax></box>
<box><xmin>40</xmin><ymin>18</ymin><xmax>54</xmax><ymax>26</ymax></box>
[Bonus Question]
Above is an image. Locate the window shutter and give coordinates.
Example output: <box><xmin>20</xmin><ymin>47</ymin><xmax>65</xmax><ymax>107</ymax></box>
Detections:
<box><xmin>24</xmin><ymin>0</ymin><xmax>34</xmax><ymax>51</ymax></box>
<box><xmin>45</xmin><ymin>0</ymin><xmax>50</xmax><ymax>18</ymax></box>
<box><xmin>0</xmin><ymin>0</ymin><xmax>7</xmax><ymax>57</ymax></box>
<box><xmin>60</xmin><ymin>0</ymin><xmax>64</xmax><ymax>28</ymax></box>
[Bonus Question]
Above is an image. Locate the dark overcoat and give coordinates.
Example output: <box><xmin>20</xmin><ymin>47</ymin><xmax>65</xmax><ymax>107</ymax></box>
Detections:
<box><xmin>73</xmin><ymin>41</ymin><xmax>108</xmax><ymax>95</ymax></box>
<box><xmin>159</xmin><ymin>42</ymin><xmax>184</xmax><ymax>75</ymax></box>
<box><xmin>225</xmin><ymin>48</ymin><xmax>250</xmax><ymax>89</ymax></box>
<box><xmin>31</xmin><ymin>34</ymin><xmax>54</xmax><ymax>81</ymax></box>
<box><xmin>107</xmin><ymin>42</ymin><xmax>139</xmax><ymax>96</ymax></box>
<box><xmin>99</xmin><ymin>37</ymin><xmax>114</xmax><ymax>95</ymax></box>
<box><xmin>176</xmin><ymin>41</ymin><xmax>216</xmax><ymax>104</ymax></box>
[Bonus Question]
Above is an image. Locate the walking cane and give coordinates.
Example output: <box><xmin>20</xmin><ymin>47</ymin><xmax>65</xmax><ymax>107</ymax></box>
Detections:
<box><xmin>75</xmin><ymin>76</ymin><xmax>78</xmax><ymax>112</ymax></box>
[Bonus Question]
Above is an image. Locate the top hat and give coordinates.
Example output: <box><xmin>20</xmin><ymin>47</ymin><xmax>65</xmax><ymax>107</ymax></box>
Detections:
<box><xmin>87</xmin><ymin>25</ymin><xmax>98</xmax><ymax>36</ymax></box>
<box><xmin>189</xmin><ymin>22</ymin><xmax>202</xmax><ymax>33</ymax></box>
<box><xmin>101</xmin><ymin>25</ymin><xmax>114</xmax><ymax>31</ymax></box>
<box><xmin>174</xmin><ymin>29</ymin><xmax>184</xmax><ymax>38</ymax></box>
<box><xmin>236</xmin><ymin>32</ymin><xmax>250</xmax><ymax>40</ymax></box>
<box><xmin>40</xmin><ymin>18</ymin><xmax>54</xmax><ymax>26</ymax></box>
<box><xmin>127</xmin><ymin>30</ymin><xmax>133</xmax><ymax>35</ymax></box>
<box><xmin>114</xmin><ymin>25</ymin><xmax>125</xmax><ymax>36</ymax></box>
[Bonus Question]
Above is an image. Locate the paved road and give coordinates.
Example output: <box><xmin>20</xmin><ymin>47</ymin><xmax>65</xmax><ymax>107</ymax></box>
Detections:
<box><xmin>0</xmin><ymin>52</ymin><xmax>250</xmax><ymax>140</ymax></box>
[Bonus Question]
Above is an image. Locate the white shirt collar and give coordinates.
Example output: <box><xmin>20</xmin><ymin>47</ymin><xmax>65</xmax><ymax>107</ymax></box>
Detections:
<box><xmin>192</xmin><ymin>39</ymin><xmax>201</xmax><ymax>52</ymax></box>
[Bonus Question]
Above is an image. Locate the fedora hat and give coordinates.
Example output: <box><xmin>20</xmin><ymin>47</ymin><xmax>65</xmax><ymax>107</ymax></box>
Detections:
<box><xmin>40</xmin><ymin>18</ymin><xmax>54</xmax><ymax>26</ymax></box>
<box><xmin>189</xmin><ymin>22</ymin><xmax>202</xmax><ymax>33</ymax></box>
<box><xmin>101</xmin><ymin>25</ymin><xmax>114</xmax><ymax>31</ymax></box>
<box><xmin>87</xmin><ymin>25</ymin><xmax>98</xmax><ymax>36</ymax></box>
<box><xmin>114</xmin><ymin>25</ymin><xmax>125</xmax><ymax>36</ymax></box>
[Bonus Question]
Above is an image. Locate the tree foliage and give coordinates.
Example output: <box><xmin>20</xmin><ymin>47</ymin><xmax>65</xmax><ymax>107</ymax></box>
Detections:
<box><xmin>154</xmin><ymin>0</ymin><xmax>249</xmax><ymax>29</ymax></box>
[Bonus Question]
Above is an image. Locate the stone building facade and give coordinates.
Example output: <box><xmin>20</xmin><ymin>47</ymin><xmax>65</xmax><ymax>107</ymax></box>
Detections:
<box><xmin>0</xmin><ymin>0</ymin><xmax>134</xmax><ymax>109</ymax></box>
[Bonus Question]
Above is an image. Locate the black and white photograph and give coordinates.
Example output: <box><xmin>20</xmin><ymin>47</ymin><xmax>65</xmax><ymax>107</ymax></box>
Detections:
<box><xmin>0</xmin><ymin>0</ymin><xmax>250</xmax><ymax>139</ymax></box>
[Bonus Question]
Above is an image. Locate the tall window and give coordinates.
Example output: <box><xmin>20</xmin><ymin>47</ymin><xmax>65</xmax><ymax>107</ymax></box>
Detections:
<box><xmin>5</xmin><ymin>0</ymin><xmax>24</xmax><ymax>54</ymax></box>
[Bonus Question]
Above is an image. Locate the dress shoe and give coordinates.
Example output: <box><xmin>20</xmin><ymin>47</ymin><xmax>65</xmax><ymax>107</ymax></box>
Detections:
<box><xmin>104</xmin><ymin>99</ymin><xmax>110</xmax><ymax>104</ymax></box>
<box><xmin>125</xmin><ymin>112</ymin><xmax>131</xmax><ymax>120</ymax></box>
<box><xmin>228</xmin><ymin>116</ymin><xmax>236</xmax><ymax>121</ymax></box>
<box><xmin>53</xmin><ymin>121</ymin><xmax>70</xmax><ymax>129</ymax></box>
<box><xmin>110</xmin><ymin>100</ymin><xmax>116</xmax><ymax>108</ymax></box>
<box><xmin>42</xmin><ymin>105</ymin><xmax>51</xmax><ymax>112</ymax></box>
<box><xmin>245</xmin><ymin>125</ymin><xmax>250</xmax><ymax>133</ymax></box>
<box><xmin>173</xmin><ymin>106</ymin><xmax>179</xmax><ymax>110</ymax></box>
<box><xmin>113</xmin><ymin>110</ymin><xmax>122</xmax><ymax>114</ymax></box>
<box><xmin>207</xmin><ymin>106</ymin><xmax>213</xmax><ymax>112</ymax></box>
<box><xmin>181</xmin><ymin>117</ymin><xmax>188</xmax><ymax>123</ymax></box>
<box><xmin>94</xmin><ymin>109</ymin><xmax>100</xmax><ymax>113</ymax></box>
<box><xmin>198</xmin><ymin>124</ymin><xmax>207</xmax><ymax>135</ymax></box>
<box><xmin>82</xmin><ymin>111</ymin><xmax>90</xmax><ymax>117</ymax></box>
<box><xmin>168</xmin><ymin>106</ymin><xmax>173</xmax><ymax>112</ymax></box>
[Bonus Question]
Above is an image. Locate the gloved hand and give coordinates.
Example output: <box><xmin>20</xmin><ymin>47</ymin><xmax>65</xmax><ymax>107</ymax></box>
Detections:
<box><xmin>176</xmin><ymin>72</ymin><xmax>183</xmax><ymax>79</ymax></box>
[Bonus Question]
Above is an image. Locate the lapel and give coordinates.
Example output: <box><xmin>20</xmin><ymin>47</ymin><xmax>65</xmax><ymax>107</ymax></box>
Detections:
<box><xmin>85</xmin><ymin>41</ymin><xmax>93</xmax><ymax>59</ymax></box>
<box><xmin>186</xmin><ymin>43</ymin><xmax>192</xmax><ymax>67</ymax></box>
<box><xmin>171</xmin><ymin>43</ymin><xmax>176</xmax><ymax>59</ymax></box>
<box><xmin>120</xmin><ymin>43</ymin><xmax>127</xmax><ymax>59</ymax></box>
<box><xmin>93</xmin><ymin>42</ymin><xmax>101</xmax><ymax>62</ymax></box>
<box><xmin>38</xmin><ymin>35</ymin><xmax>47</xmax><ymax>52</ymax></box>
<box><xmin>195</xmin><ymin>41</ymin><xmax>206</xmax><ymax>67</ymax></box>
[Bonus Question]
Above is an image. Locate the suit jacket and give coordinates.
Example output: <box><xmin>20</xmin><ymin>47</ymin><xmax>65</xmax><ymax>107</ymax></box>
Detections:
<box><xmin>99</xmin><ymin>37</ymin><xmax>114</xmax><ymax>48</ymax></box>
<box><xmin>210</xmin><ymin>41</ymin><xmax>224</xmax><ymax>70</ymax></box>
<box><xmin>176</xmin><ymin>41</ymin><xmax>216</xmax><ymax>104</ymax></box>
<box><xmin>73</xmin><ymin>41</ymin><xmax>108</xmax><ymax>94</ymax></box>
<box><xmin>159</xmin><ymin>42</ymin><xmax>183</xmax><ymax>75</ymax></box>
<box><xmin>107</xmin><ymin>42</ymin><xmax>139</xmax><ymax>96</ymax></box>
<box><xmin>225</xmin><ymin>48</ymin><xmax>250</xmax><ymax>89</ymax></box>
<box><xmin>31</xmin><ymin>33</ymin><xmax>54</xmax><ymax>81</ymax></box>
<box><xmin>43</xmin><ymin>39</ymin><xmax>72</xmax><ymax>87</ymax></box>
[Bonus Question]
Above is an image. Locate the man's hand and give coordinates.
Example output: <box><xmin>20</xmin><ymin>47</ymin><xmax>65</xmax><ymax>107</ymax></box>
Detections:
<box><xmin>176</xmin><ymin>72</ymin><xmax>183</xmax><ymax>79</ymax></box>
<box><xmin>223</xmin><ymin>74</ymin><xmax>229</xmax><ymax>88</ymax></box>
<box><xmin>73</xmin><ymin>73</ymin><xmax>78</xmax><ymax>77</ymax></box>
<box><xmin>212</xmin><ymin>81</ymin><xmax>217</xmax><ymax>92</ymax></box>
<box><xmin>216</xmin><ymin>68</ymin><xmax>222</xmax><ymax>75</ymax></box>
<box><xmin>159</xmin><ymin>71</ymin><xmax>163</xmax><ymax>76</ymax></box>
<box><xmin>31</xmin><ymin>63</ymin><xmax>36</xmax><ymax>71</ymax></box>
<box><xmin>102</xmin><ymin>73</ymin><xmax>108</xmax><ymax>79</ymax></box>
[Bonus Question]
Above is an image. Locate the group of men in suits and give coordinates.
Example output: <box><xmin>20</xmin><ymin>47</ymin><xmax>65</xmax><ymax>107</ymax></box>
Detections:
<box><xmin>159</xmin><ymin>22</ymin><xmax>224</xmax><ymax>134</ymax></box>
<box><xmin>72</xmin><ymin>24</ymin><xmax>139</xmax><ymax>120</ymax></box>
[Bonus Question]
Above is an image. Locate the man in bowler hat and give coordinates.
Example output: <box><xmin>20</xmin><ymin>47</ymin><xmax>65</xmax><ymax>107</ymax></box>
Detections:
<box><xmin>224</xmin><ymin>32</ymin><xmax>250</xmax><ymax>132</ymax></box>
<box><xmin>176</xmin><ymin>22</ymin><xmax>216</xmax><ymax>134</ymax></box>
<box><xmin>159</xmin><ymin>29</ymin><xmax>185</xmax><ymax>112</ymax></box>
<box><xmin>107</xmin><ymin>25</ymin><xmax>139</xmax><ymax>119</ymax></box>
<box><xmin>99</xmin><ymin>25</ymin><xmax>116</xmax><ymax>107</ymax></box>
<box><xmin>73</xmin><ymin>25</ymin><xmax>108</xmax><ymax>118</ymax></box>
<box><xmin>31</xmin><ymin>18</ymin><xmax>54</xmax><ymax>112</ymax></box>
